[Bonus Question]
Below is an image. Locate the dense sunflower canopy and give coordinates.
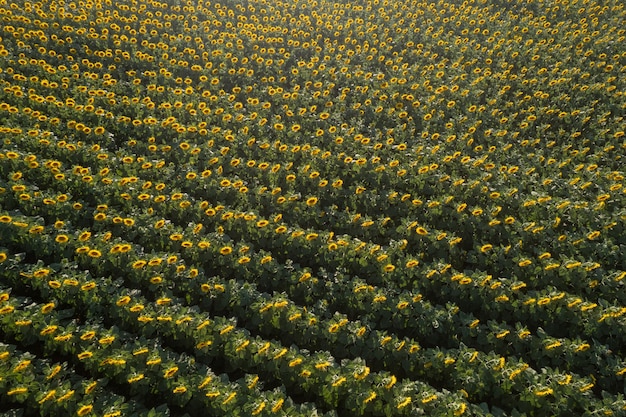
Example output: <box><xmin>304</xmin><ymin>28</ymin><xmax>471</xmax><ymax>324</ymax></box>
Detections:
<box><xmin>0</xmin><ymin>0</ymin><xmax>625</xmax><ymax>416</ymax></box>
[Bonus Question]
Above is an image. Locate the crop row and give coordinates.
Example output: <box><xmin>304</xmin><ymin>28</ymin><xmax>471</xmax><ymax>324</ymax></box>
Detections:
<box><xmin>0</xmin><ymin>283</ymin><xmax>335</xmax><ymax>417</ymax></box>
<box><xmin>0</xmin><ymin>340</ymin><xmax>155</xmax><ymax>417</ymax></box>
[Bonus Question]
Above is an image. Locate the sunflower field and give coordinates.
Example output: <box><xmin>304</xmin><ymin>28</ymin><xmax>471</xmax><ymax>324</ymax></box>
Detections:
<box><xmin>0</xmin><ymin>0</ymin><xmax>625</xmax><ymax>415</ymax></box>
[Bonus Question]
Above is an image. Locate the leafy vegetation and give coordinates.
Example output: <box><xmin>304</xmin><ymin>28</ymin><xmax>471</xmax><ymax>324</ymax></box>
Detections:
<box><xmin>1</xmin><ymin>0</ymin><xmax>625</xmax><ymax>415</ymax></box>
